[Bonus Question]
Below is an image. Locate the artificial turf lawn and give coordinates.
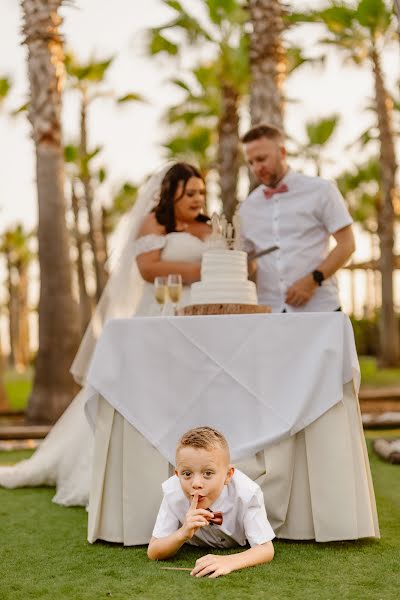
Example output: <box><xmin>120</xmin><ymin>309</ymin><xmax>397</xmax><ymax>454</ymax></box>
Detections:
<box><xmin>0</xmin><ymin>434</ymin><xmax>399</xmax><ymax>600</ymax></box>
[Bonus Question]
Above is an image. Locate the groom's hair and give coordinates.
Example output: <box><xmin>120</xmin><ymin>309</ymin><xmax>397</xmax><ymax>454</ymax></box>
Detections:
<box><xmin>241</xmin><ymin>124</ymin><xmax>283</xmax><ymax>144</ymax></box>
<box><xmin>177</xmin><ymin>426</ymin><xmax>230</xmax><ymax>459</ymax></box>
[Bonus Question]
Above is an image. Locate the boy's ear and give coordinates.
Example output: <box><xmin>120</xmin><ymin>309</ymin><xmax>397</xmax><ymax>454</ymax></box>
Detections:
<box><xmin>174</xmin><ymin>469</ymin><xmax>179</xmax><ymax>477</ymax></box>
<box><xmin>224</xmin><ymin>465</ymin><xmax>235</xmax><ymax>485</ymax></box>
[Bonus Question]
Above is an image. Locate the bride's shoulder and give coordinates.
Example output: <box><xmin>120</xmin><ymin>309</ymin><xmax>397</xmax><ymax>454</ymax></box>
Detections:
<box><xmin>137</xmin><ymin>213</ymin><xmax>165</xmax><ymax>238</ymax></box>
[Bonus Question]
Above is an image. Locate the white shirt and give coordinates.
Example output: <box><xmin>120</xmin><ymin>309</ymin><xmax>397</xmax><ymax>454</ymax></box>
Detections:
<box><xmin>239</xmin><ymin>170</ymin><xmax>353</xmax><ymax>312</ymax></box>
<box><xmin>152</xmin><ymin>469</ymin><xmax>275</xmax><ymax>549</ymax></box>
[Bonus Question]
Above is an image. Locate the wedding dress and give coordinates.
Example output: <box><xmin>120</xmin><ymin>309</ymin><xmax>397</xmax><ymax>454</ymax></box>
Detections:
<box><xmin>0</xmin><ymin>231</ymin><xmax>206</xmax><ymax>506</ymax></box>
<box><xmin>0</xmin><ymin>162</ymin><xmax>207</xmax><ymax>507</ymax></box>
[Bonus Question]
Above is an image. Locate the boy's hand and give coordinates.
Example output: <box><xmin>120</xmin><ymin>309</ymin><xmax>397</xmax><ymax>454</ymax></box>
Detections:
<box><xmin>191</xmin><ymin>554</ymin><xmax>234</xmax><ymax>578</ymax></box>
<box><xmin>180</xmin><ymin>494</ymin><xmax>211</xmax><ymax>540</ymax></box>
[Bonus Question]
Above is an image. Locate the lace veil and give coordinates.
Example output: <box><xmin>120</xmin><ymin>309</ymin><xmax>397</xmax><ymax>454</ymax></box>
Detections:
<box><xmin>70</xmin><ymin>162</ymin><xmax>174</xmax><ymax>384</ymax></box>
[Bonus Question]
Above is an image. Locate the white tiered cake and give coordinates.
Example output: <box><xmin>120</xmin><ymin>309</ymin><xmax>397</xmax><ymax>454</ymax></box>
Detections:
<box><xmin>191</xmin><ymin>248</ymin><xmax>258</xmax><ymax>305</ymax></box>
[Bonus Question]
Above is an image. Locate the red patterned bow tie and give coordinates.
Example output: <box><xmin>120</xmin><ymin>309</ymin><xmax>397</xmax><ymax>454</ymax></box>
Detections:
<box><xmin>206</xmin><ymin>508</ymin><xmax>223</xmax><ymax>525</ymax></box>
<box><xmin>263</xmin><ymin>183</ymin><xmax>288</xmax><ymax>199</ymax></box>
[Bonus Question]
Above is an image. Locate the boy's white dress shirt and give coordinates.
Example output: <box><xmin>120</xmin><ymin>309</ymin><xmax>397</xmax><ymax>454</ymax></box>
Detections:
<box><xmin>152</xmin><ymin>469</ymin><xmax>275</xmax><ymax>549</ymax></box>
<box><xmin>239</xmin><ymin>170</ymin><xmax>353</xmax><ymax>312</ymax></box>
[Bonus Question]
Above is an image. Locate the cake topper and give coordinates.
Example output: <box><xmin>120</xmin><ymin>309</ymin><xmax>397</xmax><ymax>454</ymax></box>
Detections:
<box><xmin>207</xmin><ymin>210</ymin><xmax>243</xmax><ymax>250</ymax></box>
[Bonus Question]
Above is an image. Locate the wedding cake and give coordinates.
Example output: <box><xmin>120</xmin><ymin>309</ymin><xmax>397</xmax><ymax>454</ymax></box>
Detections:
<box><xmin>190</xmin><ymin>248</ymin><xmax>258</xmax><ymax>305</ymax></box>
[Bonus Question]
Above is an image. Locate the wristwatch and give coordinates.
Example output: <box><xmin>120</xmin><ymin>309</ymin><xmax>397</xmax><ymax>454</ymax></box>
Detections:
<box><xmin>312</xmin><ymin>270</ymin><xmax>325</xmax><ymax>286</ymax></box>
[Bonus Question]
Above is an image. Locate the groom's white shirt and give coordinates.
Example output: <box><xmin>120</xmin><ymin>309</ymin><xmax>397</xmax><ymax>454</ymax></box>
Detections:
<box><xmin>152</xmin><ymin>469</ymin><xmax>275</xmax><ymax>548</ymax></box>
<box><xmin>239</xmin><ymin>169</ymin><xmax>353</xmax><ymax>312</ymax></box>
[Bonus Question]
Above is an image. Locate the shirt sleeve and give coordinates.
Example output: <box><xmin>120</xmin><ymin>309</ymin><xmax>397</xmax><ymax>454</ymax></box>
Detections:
<box><xmin>152</xmin><ymin>495</ymin><xmax>180</xmax><ymax>539</ymax></box>
<box><xmin>319</xmin><ymin>181</ymin><xmax>353</xmax><ymax>234</ymax></box>
<box><xmin>243</xmin><ymin>488</ymin><xmax>275</xmax><ymax>547</ymax></box>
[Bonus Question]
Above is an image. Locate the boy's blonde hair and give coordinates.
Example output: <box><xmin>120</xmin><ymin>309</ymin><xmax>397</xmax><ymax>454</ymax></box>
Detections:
<box><xmin>176</xmin><ymin>426</ymin><xmax>230</xmax><ymax>459</ymax></box>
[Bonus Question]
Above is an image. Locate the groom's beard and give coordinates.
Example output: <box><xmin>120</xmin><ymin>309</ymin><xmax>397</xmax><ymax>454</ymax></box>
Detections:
<box><xmin>265</xmin><ymin>164</ymin><xmax>287</xmax><ymax>188</ymax></box>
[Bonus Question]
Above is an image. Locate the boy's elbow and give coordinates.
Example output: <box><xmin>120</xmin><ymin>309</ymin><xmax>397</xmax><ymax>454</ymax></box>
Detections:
<box><xmin>147</xmin><ymin>543</ymin><xmax>158</xmax><ymax>561</ymax></box>
<box><xmin>262</xmin><ymin>540</ymin><xmax>274</xmax><ymax>563</ymax></box>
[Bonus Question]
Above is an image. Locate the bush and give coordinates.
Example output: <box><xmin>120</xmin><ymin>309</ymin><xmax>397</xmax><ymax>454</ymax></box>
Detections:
<box><xmin>350</xmin><ymin>316</ymin><xmax>379</xmax><ymax>356</ymax></box>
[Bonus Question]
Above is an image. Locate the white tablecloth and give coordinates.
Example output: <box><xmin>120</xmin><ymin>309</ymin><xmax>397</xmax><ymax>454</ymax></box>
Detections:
<box><xmin>85</xmin><ymin>312</ymin><xmax>379</xmax><ymax>544</ymax></box>
<box><xmin>86</xmin><ymin>312</ymin><xmax>359</xmax><ymax>464</ymax></box>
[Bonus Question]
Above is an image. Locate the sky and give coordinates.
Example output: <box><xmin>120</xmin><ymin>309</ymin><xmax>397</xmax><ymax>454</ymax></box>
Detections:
<box><xmin>0</xmin><ymin>0</ymin><xmax>399</xmax><ymax>317</ymax></box>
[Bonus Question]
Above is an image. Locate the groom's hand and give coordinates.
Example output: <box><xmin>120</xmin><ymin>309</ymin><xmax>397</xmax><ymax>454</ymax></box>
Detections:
<box><xmin>285</xmin><ymin>274</ymin><xmax>317</xmax><ymax>307</ymax></box>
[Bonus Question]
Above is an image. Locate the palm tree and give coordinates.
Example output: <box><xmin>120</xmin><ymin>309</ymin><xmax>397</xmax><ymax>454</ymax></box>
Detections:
<box><xmin>290</xmin><ymin>0</ymin><xmax>399</xmax><ymax>365</ymax></box>
<box><xmin>0</xmin><ymin>229</ymin><xmax>18</xmax><ymax>369</ymax></box>
<box><xmin>164</xmin><ymin>61</ymin><xmax>239</xmax><ymax>216</ymax></box>
<box><xmin>147</xmin><ymin>0</ymin><xmax>248</xmax><ymax>219</ymax></box>
<box><xmin>21</xmin><ymin>0</ymin><xmax>81</xmax><ymax>423</ymax></box>
<box><xmin>0</xmin><ymin>77</ymin><xmax>11</xmax><ymax>106</ymax></box>
<box><xmin>69</xmin><ymin>179</ymin><xmax>93</xmax><ymax>335</ymax></box>
<box><xmin>247</xmin><ymin>0</ymin><xmax>286</xmax><ymax>128</ymax></box>
<box><xmin>101</xmin><ymin>181</ymin><xmax>138</xmax><ymax>250</ymax></box>
<box><xmin>290</xmin><ymin>114</ymin><xmax>340</xmax><ymax>177</ymax></box>
<box><xmin>65</xmin><ymin>52</ymin><xmax>143</xmax><ymax>301</ymax></box>
<box><xmin>0</xmin><ymin>226</ymin><xmax>33</xmax><ymax>371</ymax></box>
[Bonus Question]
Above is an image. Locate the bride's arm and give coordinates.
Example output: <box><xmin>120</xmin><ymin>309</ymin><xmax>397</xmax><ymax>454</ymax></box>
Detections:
<box><xmin>135</xmin><ymin>214</ymin><xmax>201</xmax><ymax>284</ymax></box>
<box><xmin>137</xmin><ymin>249</ymin><xmax>201</xmax><ymax>284</ymax></box>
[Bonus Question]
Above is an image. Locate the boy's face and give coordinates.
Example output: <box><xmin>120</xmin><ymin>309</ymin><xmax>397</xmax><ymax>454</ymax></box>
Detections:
<box><xmin>175</xmin><ymin>446</ymin><xmax>234</xmax><ymax>509</ymax></box>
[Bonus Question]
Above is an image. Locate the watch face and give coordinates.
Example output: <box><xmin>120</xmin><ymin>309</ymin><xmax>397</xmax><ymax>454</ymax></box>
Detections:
<box><xmin>313</xmin><ymin>270</ymin><xmax>324</xmax><ymax>285</ymax></box>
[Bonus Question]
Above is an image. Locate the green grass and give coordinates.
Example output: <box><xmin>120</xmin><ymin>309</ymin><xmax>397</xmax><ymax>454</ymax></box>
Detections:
<box><xmin>3</xmin><ymin>368</ymin><xmax>33</xmax><ymax>410</ymax></box>
<box><xmin>359</xmin><ymin>356</ymin><xmax>400</xmax><ymax>389</ymax></box>
<box><xmin>1</xmin><ymin>432</ymin><xmax>399</xmax><ymax>600</ymax></box>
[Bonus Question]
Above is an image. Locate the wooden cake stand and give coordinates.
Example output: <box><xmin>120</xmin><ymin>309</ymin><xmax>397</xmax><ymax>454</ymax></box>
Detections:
<box><xmin>178</xmin><ymin>303</ymin><xmax>272</xmax><ymax>316</ymax></box>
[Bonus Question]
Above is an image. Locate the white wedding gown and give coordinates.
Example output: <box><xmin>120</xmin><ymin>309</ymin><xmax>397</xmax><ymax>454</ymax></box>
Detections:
<box><xmin>0</xmin><ymin>232</ymin><xmax>206</xmax><ymax>506</ymax></box>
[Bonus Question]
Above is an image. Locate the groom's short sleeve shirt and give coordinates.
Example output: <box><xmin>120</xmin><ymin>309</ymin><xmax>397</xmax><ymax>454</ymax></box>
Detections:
<box><xmin>239</xmin><ymin>170</ymin><xmax>353</xmax><ymax>312</ymax></box>
<box><xmin>151</xmin><ymin>469</ymin><xmax>275</xmax><ymax>548</ymax></box>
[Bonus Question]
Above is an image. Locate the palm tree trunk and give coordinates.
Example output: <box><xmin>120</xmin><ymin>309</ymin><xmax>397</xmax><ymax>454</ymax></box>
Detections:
<box><xmin>22</xmin><ymin>0</ymin><xmax>81</xmax><ymax>423</ymax></box>
<box><xmin>248</xmin><ymin>0</ymin><xmax>285</xmax><ymax>129</ymax></box>
<box><xmin>371</xmin><ymin>47</ymin><xmax>399</xmax><ymax>366</ymax></box>
<box><xmin>71</xmin><ymin>182</ymin><xmax>93</xmax><ymax>333</ymax></box>
<box><xmin>0</xmin><ymin>334</ymin><xmax>10</xmax><ymax>411</ymax></box>
<box><xmin>15</xmin><ymin>260</ymin><xmax>30</xmax><ymax>370</ymax></box>
<box><xmin>80</xmin><ymin>94</ymin><xmax>108</xmax><ymax>301</ymax></box>
<box><xmin>100</xmin><ymin>206</ymin><xmax>110</xmax><ymax>264</ymax></box>
<box><xmin>218</xmin><ymin>84</ymin><xmax>240</xmax><ymax>221</ymax></box>
<box><xmin>5</xmin><ymin>254</ymin><xmax>16</xmax><ymax>368</ymax></box>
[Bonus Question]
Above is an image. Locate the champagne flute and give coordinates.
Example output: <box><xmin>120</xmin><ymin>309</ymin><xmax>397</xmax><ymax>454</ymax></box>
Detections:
<box><xmin>167</xmin><ymin>274</ymin><xmax>183</xmax><ymax>315</ymax></box>
<box><xmin>154</xmin><ymin>276</ymin><xmax>168</xmax><ymax>315</ymax></box>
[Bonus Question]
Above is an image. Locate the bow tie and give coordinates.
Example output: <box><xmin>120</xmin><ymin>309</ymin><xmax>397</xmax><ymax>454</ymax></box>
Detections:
<box><xmin>263</xmin><ymin>183</ymin><xmax>288</xmax><ymax>199</ymax></box>
<box><xmin>206</xmin><ymin>508</ymin><xmax>223</xmax><ymax>525</ymax></box>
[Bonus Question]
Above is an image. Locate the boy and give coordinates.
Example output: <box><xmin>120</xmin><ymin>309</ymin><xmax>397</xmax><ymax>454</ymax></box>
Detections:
<box><xmin>147</xmin><ymin>426</ymin><xmax>275</xmax><ymax>578</ymax></box>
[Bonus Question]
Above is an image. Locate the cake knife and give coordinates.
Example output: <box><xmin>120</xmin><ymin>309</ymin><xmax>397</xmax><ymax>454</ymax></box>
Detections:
<box><xmin>248</xmin><ymin>245</ymin><xmax>279</xmax><ymax>259</ymax></box>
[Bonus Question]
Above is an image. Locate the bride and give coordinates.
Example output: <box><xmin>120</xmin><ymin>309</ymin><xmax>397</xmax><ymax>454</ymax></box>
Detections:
<box><xmin>0</xmin><ymin>162</ymin><xmax>211</xmax><ymax>506</ymax></box>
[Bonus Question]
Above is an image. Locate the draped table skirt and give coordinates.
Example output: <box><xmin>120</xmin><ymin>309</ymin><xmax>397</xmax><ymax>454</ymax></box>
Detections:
<box><xmin>85</xmin><ymin>313</ymin><xmax>380</xmax><ymax>544</ymax></box>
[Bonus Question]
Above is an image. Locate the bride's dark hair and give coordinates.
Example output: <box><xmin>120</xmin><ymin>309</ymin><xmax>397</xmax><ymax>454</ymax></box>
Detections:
<box><xmin>154</xmin><ymin>162</ymin><xmax>209</xmax><ymax>233</ymax></box>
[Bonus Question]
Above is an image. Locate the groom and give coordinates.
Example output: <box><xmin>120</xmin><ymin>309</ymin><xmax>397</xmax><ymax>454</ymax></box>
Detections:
<box><xmin>239</xmin><ymin>124</ymin><xmax>355</xmax><ymax>312</ymax></box>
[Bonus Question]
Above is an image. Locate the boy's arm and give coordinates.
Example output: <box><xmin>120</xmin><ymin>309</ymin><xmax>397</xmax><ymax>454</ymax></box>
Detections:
<box><xmin>147</xmin><ymin>494</ymin><xmax>211</xmax><ymax>561</ymax></box>
<box><xmin>190</xmin><ymin>542</ymin><xmax>274</xmax><ymax>579</ymax></box>
<box><xmin>147</xmin><ymin>530</ymin><xmax>188</xmax><ymax>561</ymax></box>
<box><xmin>191</xmin><ymin>541</ymin><xmax>274</xmax><ymax>578</ymax></box>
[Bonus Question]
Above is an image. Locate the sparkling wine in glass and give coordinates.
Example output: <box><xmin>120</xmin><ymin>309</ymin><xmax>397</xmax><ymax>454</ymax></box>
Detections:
<box><xmin>167</xmin><ymin>274</ymin><xmax>183</xmax><ymax>314</ymax></box>
<box><xmin>154</xmin><ymin>277</ymin><xmax>168</xmax><ymax>314</ymax></box>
